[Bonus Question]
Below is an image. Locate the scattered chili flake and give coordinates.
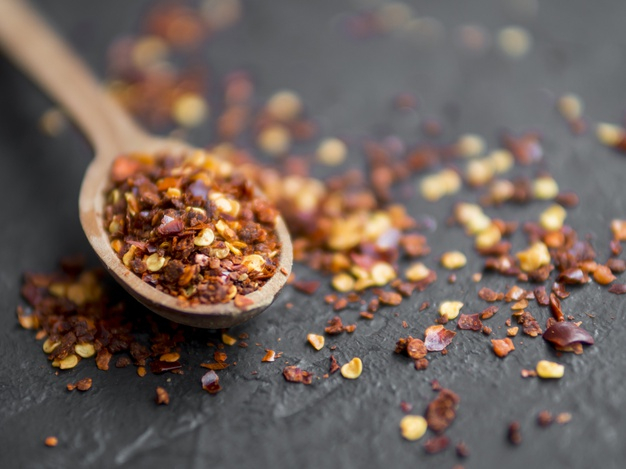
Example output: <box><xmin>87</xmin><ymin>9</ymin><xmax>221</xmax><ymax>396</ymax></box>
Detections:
<box><xmin>479</xmin><ymin>305</ymin><xmax>499</xmax><ymax>320</ymax></box>
<box><xmin>457</xmin><ymin>314</ymin><xmax>483</xmax><ymax>331</ymax></box>
<box><xmin>201</xmin><ymin>370</ymin><xmax>222</xmax><ymax>394</ymax></box>
<box><xmin>155</xmin><ymin>386</ymin><xmax>170</xmax><ymax>405</ymax></box>
<box><xmin>378</xmin><ymin>291</ymin><xmax>403</xmax><ymax>306</ymax></box>
<box><xmin>549</xmin><ymin>293</ymin><xmax>565</xmax><ymax>322</ymax></box>
<box><xmin>419</xmin><ymin>301</ymin><xmax>430</xmax><ymax>311</ymax></box>
<box><xmin>542</xmin><ymin>321</ymin><xmax>594</xmax><ymax>354</ymax></box>
<box><xmin>555</xmin><ymin>412</ymin><xmax>572</xmax><ymax>424</ymax></box>
<box><xmin>406</xmin><ymin>338</ymin><xmax>428</xmax><ymax>359</ymax></box>
<box><xmin>478</xmin><ymin>287</ymin><xmax>500</xmax><ymax>302</ymax></box>
<box><xmin>400</xmin><ymin>401</ymin><xmax>413</xmax><ymax>413</ymax></box>
<box><xmin>482</xmin><ymin>326</ymin><xmax>492</xmax><ymax>335</ymax></box>
<box><xmin>491</xmin><ymin>338</ymin><xmax>515</xmax><ymax>358</ymax></box>
<box><xmin>76</xmin><ymin>378</ymin><xmax>93</xmax><ymax>392</ymax></box>
<box><xmin>426</xmin><ymin>388</ymin><xmax>460</xmax><ymax>433</ymax></box>
<box><xmin>262</xmin><ymin>350</ymin><xmax>276</xmax><ymax>362</ymax></box>
<box><xmin>283</xmin><ymin>365</ymin><xmax>313</xmax><ymax>384</ymax></box>
<box><xmin>325</xmin><ymin>316</ymin><xmax>344</xmax><ymax>335</ymax></box>
<box><xmin>423</xmin><ymin>435</ymin><xmax>450</xmax><ymax>454</ymax></box>
<box><xmin>607</xmin><ymin>258</ymin><xmax>626</xmax><ymax>273</ymax></box>
<box><xmin>329</xmin><ymin>355</ymin><xmax>340</xmax><ymax>374</ymax></box>
<box><xmin>294</xmin><ymin>280</ymin><xmax>321</xmax><ymax>295</ymax></box>
<box><xmin>508</xmin><ymin>421</ymin><xmax>522</xmax><ymax>445</ymax></box>
<box><xmin>360</xmin><ymin>311</ymin><xmax>374</xmax><ymax>320</ymax></box>
<box><xmin>455</xmin><ymin>441</ymin><xmax>470</xmax><ymax>458</ymax></box>
<box><xmin>593</xmin><ymin>265</ymin><xmax>616</xmax><ymax>285</ymax></box>
<box><xmin>150</xmin><ymin>360</ymin><xmax>182</xmax><ymax>374</ymax></box>
<box><xmin>537</xmin><ymin>410</ymin><xmax>553</xmax><ymax>427</ymax></box>
<box><xmin>608</xmin><ymin>283</ymin><xmax>626</xmax><ymax>295</ymax></box>
<box><xmin>44</xmin><ymin>436</ymin><xmax>58</xmax><ymax>447</ymax></box>
<box><xmin>115</xmin><ymin>356</ymin><xmax>132</xmax><ymax>368</ymax></box>
<box><xmin>534</xmin><ymin>286</ymin><xmax>549</xmax><ymax>306</ymax></box>
<box><xmin>414</xmin><ymin>358</ymin><xmax>429</xmax><ymax>370</ymax></box>
<box><xmin>521</xmin><ymin>369</ymin><xmax>537</xmax><ymax>378</ymax></box>
<box><xmin>333</xmin><ymin>297</ymin><xmax>349</xmax><ymax>311</ymax></box>
<box><xmin>424</xmin><ymin>325</ymin><xmax>456</xmax><ymax>352</ymax></box>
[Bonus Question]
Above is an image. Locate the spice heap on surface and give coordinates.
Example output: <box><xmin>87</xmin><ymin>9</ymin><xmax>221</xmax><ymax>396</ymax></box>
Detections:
<box><xmin>104</xmin><ymin>150</ymin><xmax>281</xmax><ymax>305</ymax></box>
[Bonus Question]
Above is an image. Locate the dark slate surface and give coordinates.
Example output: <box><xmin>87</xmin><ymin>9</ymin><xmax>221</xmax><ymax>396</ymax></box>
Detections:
<box><xmin>1</xmin><ymin>1</ymin><xmax>626</xmax><ymax>468</ymax></box>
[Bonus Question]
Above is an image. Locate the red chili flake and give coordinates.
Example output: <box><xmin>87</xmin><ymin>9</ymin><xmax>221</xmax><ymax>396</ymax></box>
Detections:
<box><xmin>76</xmin><ymin>378</ymin><xmax>92</xmax><ymax>392</ymax></box>
<box><xmin>456</xmin><ymin>441</ymin><xmax>470</xmax><ymax>458</ymax></box>
<box><xmin>414</xmin><ymin>358</ymin><xmax>429</xmax><ymax>370</ymax></box>
<box><xmin>150</xmin><ymin>360</ymin><xmax>182</xmax><ymax>374</ymax></box>
<box><xmin>424</xmin><ymin>325</ymin><xmax>456</xmax><ymax>352</ymax></box>
<box><xmin>394</xmin><ymin>281</ymin><xmax>416</xmax><ymax>297</ymax></box>
<box><xmin>543</xmin><ymin>321</ymin><xmax>594</xmax><ymax>354</ymax></box>
<box><xmin>558</xmin><ymin>267</ymin><xmax>589</xmax><ymax>285</ymax></box>
<box><xmin>115</xmin><ymin>356</ymin><xmax>131</xmax><ymax>368</ymax></box>
<box><xmin>423</xmin><ymin>435</ymin><xmax>450</xmax><ymax>454</ymax></box>
<box><xmin>96</xmin><ymin>349</ymin><xmax>112</xmax><ymax>371</ymax></box>
<box><xmin>234</xmin><ymin>295</ymin><xmax>254</xmax><ymax>310</ymax></box>
<box><xmin>378</xmin><ymin>291</ymin><xmax>403</xmax><ymax>306</ymax></box>
<box><xmin>549</xmin><ymin>293</ymin><xmax>565</xmax><ymax>322</ymax></box>
<box><xmin>344</xmin><ymin>324</ymin><xmax>357</xmax><ymax>333</ymax></box>
<box><xmin>419</xmin><ymin>301</ymin><xmax>430</xmax><ymax>311</ymax></box>
<box><xmin>534</xmin><ymin>286</ymin><xmax>549</xmax><ymax>306</ymax></box>
<box><xmin>200</xmin><ymin>362</ymin><xmax>229</xmax><ymax>370</ymax></box>
<box><xmin>482</xmin><ymin>326</ymin><xmax>492</xmax><ymax>335</ymax></box>
<box><xmin>478</xmin><ymin>287</ymin><xmax>501</xmax><ymax>302</ymax></box>
<box><xmin>521</xmin><ymin>369</ymin><xmax>537</xmax><ymax>378</ymax></box>
<box><xmin>607</xmin><ymin>258</ymin><xmax>626</xmax><ymax>274</ymax></box>
<box><xmin>608</xmin><ymin>283</ymin><xmax>626</xmax><ymax>295</ymax></box>
<box><xmin>508</xmin><ymin>421</ymin><xmax>522</xmax><ymax>445</ymax></box>
<box><xmin>593</xmin><ymin>265</ymin><xmax>616</xmax><ymax>285</ymax></box>
<box><xmin>424</xmin><ymin>435</ymin><xmax>450</xmax><ymax>454</ymax></box>
<box><xmin>282</xmin><ymin>365</ymin><xmax>313</xmax><ymax>384</ymax></box>
<box><xmin>552</xmin><ymin>282</ymin><xmax>570</xmax><ymax>299</ymax></box>
<box><xmin>491</xmin><ymin>338</ymin><xmax>515</xmax><ymax>358</ymax></box>
<box><xmin>414</xmin><ymin>270</ymin><xmax>437</xmax><ymax>292</ymax></box>
<box><xmin>333</xmin><ymin>297</ymin><xmax>349</xmax><ymax>311</ymax></box>
<box><xmin>402</xmin><ymin>321</ymin><xmax>409</xmax><ymax>329</ymax></box>
<box><xmin>367</xmin><ymin>298</ymin><xmax>380</xmax><ymax>313</ymax></box>
<box><xmin>447</xmin><ymin>274</ymin><xmax>457</xmax><ymax>284</ymax></box>
<box><xmin>325</xmin><ymin>316</ymin><xmax>345</xmax><ymax>335</ymax></box>
<box><xmin>262</xmin><ymin>350</ymin><xmax>276</xmax><ymax>362</ymax></box>
<box><xmin>555</xmin><ymin>191</ymin><xmax>579</xmax><ymax>208</ymax></box>
<box><xmin>155</xmin><ymin>386</ymin><xmax>170</xmax><ymax>405</ymax></box>
<box><xmin>425</xmin><ymin>388</ymin><xmax>460</xmax><ymax>433</ymax></box>
<box><xmin>517</xmin><ymin>311</ymin><xmax>543</xmax><ymax>337</ymax></box>
<box><xmin>431</xmin><ymin>380</ymin><xmax>442</xmax><ymax>391</ymax></box>
<box><xmin>201</xmin><ymin>370</ymin><xmax>222</xmax><ymax>394</ymax></box>
<box><xmin>537</xmin><ymin>410</ymin><xmax>553</xmax><ymax>427</ymax></box>
<box><xmin>400</xmin><ymin>233</ymin><xmax>430</xmax><ymax>257</ymax></box>
<box><xmin>457</xmin><ymin>314</ymin><xmax>483</xmax><ymax>331</ymax></box>
<box><xmin>293</xmin><ymin>280</ymin><xmax>321</xmax><ymax>295</ymax></box>
<box><xmin>504</xmin><ymin>286</ymin><xmax>526</xmax><ymax>302</ymax></box>
<box><xmin>360</xmin><ymin>311</ymin><xmax>374</xmax><ymax>320</ymax></box>
<box><xmin>479</xmin><ymin>305</ymin><xmax>499</xmax><ymax>320</ymax></box>
<box><xmin>406</xmin><ymin>338</ymin><xmax>428</xmax><ymax>359</ymax></box>
<box><xmin>400</xmin><ymin>401</ymin><xmax>413</xmax><ymax>413</ymax></box>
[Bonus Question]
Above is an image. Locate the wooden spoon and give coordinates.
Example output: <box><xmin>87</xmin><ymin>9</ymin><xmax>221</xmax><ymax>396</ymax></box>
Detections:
<box><xmin>0</xmin><ymin>0</ymin><xmax>293</xmax><ymax>328</ymax></box>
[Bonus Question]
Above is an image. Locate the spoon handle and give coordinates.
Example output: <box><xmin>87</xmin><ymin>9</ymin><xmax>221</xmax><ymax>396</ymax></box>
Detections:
<box><xmin>0</xmin><ymin>0</ymin><xmax>145</xmax><ymax>156</ymax></box>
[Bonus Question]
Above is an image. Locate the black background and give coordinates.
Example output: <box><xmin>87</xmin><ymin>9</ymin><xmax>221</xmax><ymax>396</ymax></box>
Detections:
<box><xmin>2</xmin><ymin>1</ymin><xmax>626</xmax><ymax>468</ymax></box>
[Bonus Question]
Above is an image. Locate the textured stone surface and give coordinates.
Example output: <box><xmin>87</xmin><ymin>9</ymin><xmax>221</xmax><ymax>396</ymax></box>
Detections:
<box><xmin>2</xmin><ymin>1</ymin><xmax>626</xmax><ymax>468</ymax></box>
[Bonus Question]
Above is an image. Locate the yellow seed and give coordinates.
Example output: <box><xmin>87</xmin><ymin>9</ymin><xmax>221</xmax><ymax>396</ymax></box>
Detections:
<box><xmin>533</xmin><ymin>176</ymin><xmax>559</xmax><ymax>200</ymax></box>
<box><xmin>536</xmin><ymin>360</ymin><xmax>564</xmax><ymax>379</ymax></box>
<box><xmin>172</xmin><ymin>93</ymin><xmax>208</xmax><ymax>128</ymax></box>
<box><xmin>557</xmin><ymin>94</ymin><xmax>583</xmax><ymax>121</ymax></box>
<box><xmin>58</xmin><ymin>354</ymin><xmax>79</xmax><ymax>370</ymax></box>
<box><xmin>131</xmin><ymin>35</ymin><xmax>169</xmax><ymax>69</ymax></box>
<box><xmin>146</xmin><ymin>253</ymin><xmax>166</xmax><ymax>272</ymax></box>
<box><xmin>212</xmin><ymin>246</ymin><xmax>230</xmax><ymax>259</ymax></box>
<box><xmin>341</xmin><ymin>357</ymin><xmax>363</xmax><ymax>379</ymax></box>
<box><xmin>454</xmin><ymin>202</ymin><xmax>484</xmax><ymax>225</ymax></box>
<box><xmin>466</xmin><ymin>158</ymin><xmax>494</xmax><ymax>186</ymax></box>
<box><xmin>166</xmin><ymin>187</ymin><xmax>182</xmax><ymax>198</ymax></box>
<box><xmin>160</xmin><ymin>352</ymin><xmax>181</xmax><ymax>362</ymax></box>
<box><xmin>441</xmin><ymin>251</ymin><xmax>467</xmax><ymax>270</ymax></box>
<box><xmin>611</xmin><ymin>219</ymin><xmax>626</xmax><ymax>241</ymax></box>
<box><xmin>516</xmin><ymin>242</ymin><xmax>550</xmax><ymax>272</ymax></box>
<box><xmin>420</xmin><ymin>174</ymin><xmax>446</xmax><ymax>201</ymax></box>
<box><xmin>489</xmin><ymin>179</ymin><xmax>515</xmax><ymax>203</ymax></box>
<box><xmin>317</xmin><ymin>138</ymin><xmax>347</xmax><ymax>166</ymax></box>
<box><xmin>110</xmin><ymin>239</ymin><xmax>123</xmax><ymax>253</ymax></box>
<box><xmin>307</xmin><ymin>334</ymin><xmax>325</xmax><ymax>351</ymax></box>
<box><xmin>596</xmin><ymin>122</ymin><xmax>624</xmax><ymax>147</ymax></box>
<box><xmin>331</xmin><ymin>273</ymin><xmax>355</xmax><ymax>293</ymax></box>
<box><xmin>405</xmin><ymin>262</ymin><xmax>431</xmax><ymax>282</ymax></box>
<box><xmin>42</xmin><ymin>338</ymin><xmax>60</xmax><ymax>354</ymax></box>
<box><xmin>497</xmin><ymin>25</ymin><xmax>532</xmax><ymax>58</ymax></box>
<box><xmin>456</xmin><ymin>133</ymin><xmax>485</xmax><ymax>158</ymax></box>
<box><xmin>137</xmin><ymin>366</ymin><xmax>147</xmax><ymax>377</ymax></box>
<box><xmin>465</xmin><ymin>212</ymin><xmax>492</xmax><ymax>235</ymax></box>
<box><xmin>370</xmin><ymin>262</ymin><xmax>397</xmax><ymax>286</ymax></box>
<box><xmin>489</xmin><ymin>149</ymin><xmax>515</xmax><ymax>173</ymax></box>
<box><xmin>222</xmin><ymin>333</ymin><xmax>237</xmax><ymax>346</ymax></box>
<box><xmin>66</xmin><ymin>284</ymin><xmax>87</xmax><ymax>306</ymax></box>
<box><xmin>354</xmin><ymin>278</ymin><xmax>376</xmax><ymax>291</ymax></box>
<box><xmin>439</xmin><ymin>169</ymin><xmax>462</xmax><ymax>194</ymax></box>
<box><xmin>257</xmin><ymin>125</ymin><xmax>291</xmax><ymax>156</ymax></box>
<box><xmin>48</xmin><ymin>283</ymin><xmax>67</xmax><ymax>298</ymax></box>
<box><xmin>74</xmin><ymin>343</ymin><xmax>96</xmax><ymax>358</ymax></box>
<box><xmin>266</xmin><ymin>90</ymin><xmax>302</xmax><ymax>122</ymax></box>
<box><xmin>363</xmin><ymin>212</ymin><xmax>393</xmax><ymax>241</ymax></box>
<box><xmin>475</xmin><ymin>223</ymin><xmax>502</xmax><ymax>249</ymax></box>
<box><xmin>507</xmin><ymin>327</ymin><xmax>519</xmax><ymax>337</ymax></box>
<box><xmin>122</xmin><ymin>245</ymin><xmax>137</xmax><ymax>267</ymax></box>
<box><xmin>539</xmin><ymin>204</ymin><xmax>567</xmax><ymax>231</ymax></box>
<box><xmin>242</xmin><ymin>254</ymin><xmax>266</xmax><ymax>273</ymax></box>
<box><xmin>399</xmin><ymin>415</ymin><xmax>428</xmax><ymax>441</ymax></box>
<box><xmin>439</xmin><ymin>301</ymin><xmax>464</xmax><ymax>320</ymax></box>
<box><xmin>194</xmin><ymin>228</ymin><xmax>215</xmax><ymax>247</ymax></box>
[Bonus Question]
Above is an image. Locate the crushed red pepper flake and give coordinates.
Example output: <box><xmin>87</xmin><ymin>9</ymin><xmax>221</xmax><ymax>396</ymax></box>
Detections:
<box><xmin>537</xmin><ymin>410</ymin><xmax>553</xmax><ymax>427</ymax></box>
<box><xmin>478</xmin><ymin>287</ymin><xmax>501</xmax><ymax>302</ymax></box>
<box><xmin>425</xmin><ymin>388</ymin><xmax>460</xmax><ymax>433</ymax></box>
<box><xmin>424</xmin><ymin>325</ymin><xmax>456</xmax><ymax>352</ymax></box>
<box><xmin>491</xmin><ymin>338</ymin><xmax>515</xmax><ymax>358</ymax></box>
<box><xmin>201</xmin><ymin>370</ymin><xmax>222</xmax><ymax>394</ymax></box>
<box><xmin>508</xmin><ymin>421</ymin><xmax>522</xmax><ymax>445</ymax></box>
<box><xmin>479</xmin><ymin>305</ymin><xmax>499</xmax><ymax>320</ymax></box>
<box><xmin>549</xmin><ymin>293</ymin><xmax>565</xmax><ymax>322</ymax></box>
<box><xmin>543</xmin><ymin>321</ymin><xmax>594</xmax><ymax>354</ymax></box>
<box><xmin>455</xmin><ymin>441</ymin><xmax>470</xmax><ymax>458</ymax></box>
<box><xmin>329</xmin><ymin>355</ymin><xmax>340</xmax><ymax>374</ymax></box>
<box><xmin>283</xmin><ymin>365</ymin><xmax>313</xmax><ymax>384</ymax></box>
<box><xmin>419</xmin><ymin>301</ymin><xmax>430</xmax><ymax>311</ymax></box>
<box><xmin>608</xmin><ymin>283</ymin><xmax>626</xmax><ymax>295</ymax></box>
<box><xmin>423</xmin><ymin>435</ymin><xmax>450</xmax><ymax>454</ymax></box>
<box><xmin>294</xmin><ymin>280</ymin><xmax>321</xmax><ymax>295</ymax></box>
<box><xmin>262</xmin><ymin>350</ymin><xmax>276</xmax><ymax>362</ymax></box>
<box><xmin>155</xmin><ymin>386</ymin><xmax>170</xmax><ymax>405</ymax></box>
<box><xmin>457</xmin><ymin>314</ymin><xmax>483</xmax><ymax>331</ymax></box>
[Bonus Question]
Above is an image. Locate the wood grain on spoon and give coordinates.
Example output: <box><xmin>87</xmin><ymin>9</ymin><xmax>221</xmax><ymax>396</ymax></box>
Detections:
<box><xmin>0</xmin><ymin>0</ymin><xmax>293</xmax><ymax>328</ymax></box>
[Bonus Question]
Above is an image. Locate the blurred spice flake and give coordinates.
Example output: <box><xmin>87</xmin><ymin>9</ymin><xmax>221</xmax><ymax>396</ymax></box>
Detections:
<box><xmin>17</xmin><ymin>0</ymin><xmax>626</xmax><ymax>460</ymax></box>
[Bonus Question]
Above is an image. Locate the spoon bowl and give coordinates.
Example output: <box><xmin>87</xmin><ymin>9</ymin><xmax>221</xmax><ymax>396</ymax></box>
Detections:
<box><xmin>0</xmin><ymin>0</ymin><xmax>293</xmax><ymax>328</ymax></box>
